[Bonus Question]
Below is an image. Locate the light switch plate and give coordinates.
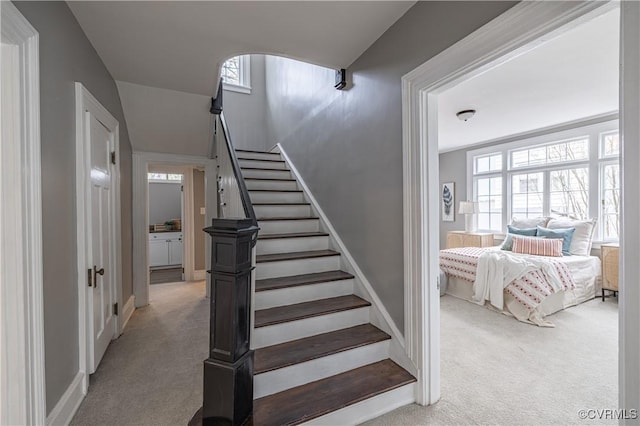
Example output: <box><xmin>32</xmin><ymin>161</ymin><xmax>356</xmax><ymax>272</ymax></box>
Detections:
<box><xmin>200</xmin><ymin>207</ymin><xmax>206</xmax><ymax>215</ymax></box>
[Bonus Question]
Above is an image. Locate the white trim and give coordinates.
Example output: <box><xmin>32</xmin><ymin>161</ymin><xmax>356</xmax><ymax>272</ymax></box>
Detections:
<box><xmin>75</xmin><ymin>82</ymin><xmax>121</xmax><ymax>389</ymax></box>
<box><xmin>276</xmin><ymin>144</ymin><xmax>414</xmax><ymax>375</ymax></box>
<box><xmin>182</xmin><ymin>167</ymin><xmax>196</xmax><ymax>281</ymax></box>
<box><xmin>120</xmin><ymin>295</ymin><xmax>136</xmax><ymax>333</ymax></box>
<box><xmin>45</xmin><ymin>372</ymin><xmax>84</xmax><ymax>426</ymax></box>
<box><xmin>620</xmin><ymin>1</ymin><xmax>640</xmax><ymax>418</ymax></box>
<box><xmin>132</xmin><ymin>151</ymin><xmax>216</xmax><ymax>306</ymax></box>
<box><xmin>0</xmin><ymin>3</ymin><xmax>46</xmax><ymax>424</ymax></box>
<box><xmin>402</xmin><ymin>0</ymin><xmax>616</xmax><ymax>406</ymax></box>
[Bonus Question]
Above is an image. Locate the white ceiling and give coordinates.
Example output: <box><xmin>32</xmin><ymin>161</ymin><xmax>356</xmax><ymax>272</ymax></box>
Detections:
<box><xmin>68</xmin><ymin>1</ymin><xmax>415</xmax><ymax>96</ymax></box>
<box><xmin>437</xmin><ymin>8</ymin><xmax>619</xmax><ymax>152</ymax></box>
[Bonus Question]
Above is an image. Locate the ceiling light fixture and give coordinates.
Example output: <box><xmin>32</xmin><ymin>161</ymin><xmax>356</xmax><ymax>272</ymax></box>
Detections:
<box><xmin>456</xmin><ymin>109</ymin><xmax>476</xmax><ymax>121</ymax></box>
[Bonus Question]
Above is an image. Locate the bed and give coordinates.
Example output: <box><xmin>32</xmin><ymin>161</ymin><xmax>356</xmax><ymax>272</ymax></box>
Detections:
<box><xmin>439</xmin><ymin>216</ymin><xmax>602</xmax><ymax>327</ymax></box>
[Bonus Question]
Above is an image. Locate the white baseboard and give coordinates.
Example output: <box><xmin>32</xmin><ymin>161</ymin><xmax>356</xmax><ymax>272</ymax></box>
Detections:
<box><xmin>276</xmin><ymin>144</ymin><xmax>406</xmax><ymax>349</ymax></box>
<box><xmin>46</xmin><ymin>372</ymin><xmax>85</xmax><ymax>426</ymax></box>
<box><xmin>121</xmin><ymin>295</ymin><xmax>136</xmax><ymax>333</ymax></box>
<box><xmin>194</xmin><ymin>269</ymin><xmax>206</xmax><ymax>281</ymax></box>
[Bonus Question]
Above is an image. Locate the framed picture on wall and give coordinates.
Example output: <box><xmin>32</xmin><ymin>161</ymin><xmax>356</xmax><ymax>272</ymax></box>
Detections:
<box><xmin>442</xmin><ymin>182</ymin><xmax>455</xmax><ymax>222</ymax></box>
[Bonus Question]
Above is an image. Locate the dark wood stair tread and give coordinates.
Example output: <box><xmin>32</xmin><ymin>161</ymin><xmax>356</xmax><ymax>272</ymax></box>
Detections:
<box><xmin>238</xmin><ymin>158</ymin><xmax>286</xmax><ymax>163</ymax></box>
<box><xmin>249</xmin><ymin>189</ymin><xmax>303</xmax><ymax>193</ymax></box>
<box><xmin>245</xmin><ymin>177</ymin><xmax>296</xmax><ymax>182</ymax></box>
<box><xmin>255</xmin><ymin>324</ymin><xmax>390</xmax><ymax>374</ymax></box>
<box><xmin>257</xmin><ymin>232</ymin><xmax>328</xmax><ymax>240</ymax></box>
<box><xmin>254</xmin><ymin>295</ymin><xmax>369</xmax><ymax>328</ymax></box>
<box><xmin>256</xmin><ymin>270</ymin><xmax>352</xmax><ymax>292</ymax></box>
<box><xmin>253</xmin><ymin>360</ymin><xmax>415</xmax><ymax>426</ymax></box>
<box><xmin>256</xmin><ymin>249</ymin><xmax>339</xmax><ymax>263</ymax></box>
<box><xmin>257</xmin><ymin>217</ymin><xmax>318</xmax><ymax>221</ymax></box>
<box><xmin>254</xmin><ymin>202</ymin><xmax>310</xmax><ymax>206</ymax></box>
<box><xmin>235</xmin><ymin>149</ymin><xmax>280</xmax><ymax>155</ymax></box>
<box><xmin>241</xmin><ymin>167</ymin><xmax>290</xmax><ymax>172</ymax></box>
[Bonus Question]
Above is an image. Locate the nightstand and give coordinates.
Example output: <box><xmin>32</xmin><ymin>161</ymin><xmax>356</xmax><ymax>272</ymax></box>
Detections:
<box><xmin>601</xmin><ymin>243</ymin><xmax>619</xmax><ymax>302</ymax></box>
<box><xmin>446</xmin><ymin>231</ymin><xmax>494</xmax><ymax>249</ymax></box>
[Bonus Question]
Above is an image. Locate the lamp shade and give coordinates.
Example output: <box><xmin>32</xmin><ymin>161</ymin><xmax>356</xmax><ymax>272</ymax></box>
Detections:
<box><xmin>459</xmin><ymin>201</ymin><xmax>478</xmax><ymax>214</ymax></box>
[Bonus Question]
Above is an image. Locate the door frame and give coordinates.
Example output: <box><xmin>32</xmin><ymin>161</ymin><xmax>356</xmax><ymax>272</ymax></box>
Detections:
<box><xmin>75</xmin><ymin>82</ymin><xmax>122</xmax><ymax>393</ymax></box>
<box><xmin>0</xmin><ymin>3</ymin><xmax>46</xmax><ymax>424</ymax></box>
<box><xmin>401</xmin><ymin>1</ymin><xmax>623</xmax><ymax>405</ymax></box>
<box><xmin>132</xmin><ymin>152</ymin><xmax>216</xmax><ymax>307</ymax></box>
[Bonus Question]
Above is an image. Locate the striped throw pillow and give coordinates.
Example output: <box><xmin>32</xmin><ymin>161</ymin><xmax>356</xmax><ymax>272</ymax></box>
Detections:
<box><xmin>512</xmin><ymin>235</ymin><xmax>563</xmax><ymax>257</ymax></box>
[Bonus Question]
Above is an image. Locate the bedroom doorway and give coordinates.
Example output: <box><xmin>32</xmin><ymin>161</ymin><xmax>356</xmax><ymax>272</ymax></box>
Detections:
<box><xmin>402</xmin><ymin>0</ymin><xmax>638</xmax><ymax>414</ymax></box>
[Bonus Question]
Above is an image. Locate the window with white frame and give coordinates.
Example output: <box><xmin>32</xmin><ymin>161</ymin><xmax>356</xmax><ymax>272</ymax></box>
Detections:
<box><xmin>468</xmin><ymin>120</ymin><xmax>620</xmax><ymax>241</ymax></box>
<box><xmin>148</xmin><ymin>173</ymin><xmax>182</xmax><ymax>183</ymax></box>
<box><xmin>221</xmin><ymin>55</ymin><xmax>251</xmax><ymax>94</ymax></box>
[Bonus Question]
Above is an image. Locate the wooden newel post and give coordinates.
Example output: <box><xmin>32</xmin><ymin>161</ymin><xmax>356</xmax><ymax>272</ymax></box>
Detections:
<box><xmin>201</xmin><ymin>218</ymin><xmax>258</xmax><ymax>426</ymax></box>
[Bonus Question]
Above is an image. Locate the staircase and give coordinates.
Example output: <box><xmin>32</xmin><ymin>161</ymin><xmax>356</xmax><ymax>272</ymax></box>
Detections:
<box><xmin>236</xmin><ymin>148</ymin><xmax>416</xmax><ymax>425</ymax></box>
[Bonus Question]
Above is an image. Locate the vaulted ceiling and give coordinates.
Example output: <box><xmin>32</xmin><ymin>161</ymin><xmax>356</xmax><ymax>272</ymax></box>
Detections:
<box><xmin>68</xmin><ymin>1</ymin><xmax>415</xmax><ymax>155</ymax></box>
<box><xmin>68</xmin><ymin>1</ymin><xmax>415</xmax><ymax>96</ymax></box>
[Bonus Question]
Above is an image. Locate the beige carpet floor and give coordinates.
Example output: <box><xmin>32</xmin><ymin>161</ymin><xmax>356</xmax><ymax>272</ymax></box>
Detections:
<box><xmin>70</xmin><ymin>283</ymin><xmax>618</xmax><ymax>426</ymax></box>
<box><xmin>364</xmin><ymin>295</ymin><xmax>618</xmax><ymax>426</ymax></box>
<box><xmin>71</xmin><ymin>281</ymin><xmax>208</xmax><ymax>426</ymax></box>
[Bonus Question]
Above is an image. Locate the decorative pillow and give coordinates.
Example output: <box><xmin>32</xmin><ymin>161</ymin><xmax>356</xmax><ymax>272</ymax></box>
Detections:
<box><xmin>546</xmin><ymin>217</ymin><xmax>597</xmax><ymax>256</ymax></box>
<box><xmin>512</xmin><ymin>235</ymin><xmax>563</xmax><ymax>257</ymax></box>
<box><xmin>501</xmin><ymin>225</ymin><xmax>538</xmax><ymax>251</ymax></box>
<box><xmin>536</xmin><ymin>226</ymin><xmax>575</xmax><ymax>256</ymax></box>
<box><xmin>510</xmin><ymin>216</ymin><xmax>551</xmax><ymax>229</ymax></box>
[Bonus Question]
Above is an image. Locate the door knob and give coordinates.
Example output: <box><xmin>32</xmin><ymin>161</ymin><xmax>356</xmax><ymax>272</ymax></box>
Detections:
<box><xmin>94</xmin><ymin>266</ymin><xmax>105</xmax><ymax>276</ymax></box>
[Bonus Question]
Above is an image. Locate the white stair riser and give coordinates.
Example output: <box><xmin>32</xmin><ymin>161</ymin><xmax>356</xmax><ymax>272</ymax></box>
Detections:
<box><xmin>254</xmin><ymin>204</ymin><xmax>311</xmax><ymax>219</ymax></box>
<box><xmin>256</xmin><ymin>255</ymin><xmax>340</xmax><ymax>280</ymax></box>
<box><xmin>245</xmin><ymin>180</ymin><xmax>299</xmax><ymax>191</ymax></box>
<box><xmin>255</xmin><ymin>279</ymin><xmax>354</xmax><ymax>310</ymax></box>
<box><xmin>250</xmin><ymin>191</ymin><xmax>306</xmax><ymax>204</ymax></box>
<box><xmin>258</xmin><ymin>219</ymin><xmax>320</xmax><ymax>235</ymax></box>
<box><xmin>302</xmin><ymin>383</ymin><xmax>416</xmax><ymax>426</ymax></box>
<box><xmin>236</xmin><ymin>152</ymin><xmax>282</xmax><ymax>161</ymax></box>
<box><xmin>254</xmin><ymin>340</ymin><xmax>389</xmax><ymax>398</ymax></box>
<box><xmin>239</xmin><ymin>159</ymin><xmax>288</xmax><ymax>170</ymax></box>
<box><xmin>256</xmin><ymin>235</ymin><xmax>329</xmax><ymax>255</ymax></box>
<box><xmin>241</xmin><ymin>169</ymin><xmax>292</xmax><ymax>179</ymax></box>
<box><xmin>253</xmin><ymin>307</ymin><xmax>370</xmax><ymax>348</ymax></box>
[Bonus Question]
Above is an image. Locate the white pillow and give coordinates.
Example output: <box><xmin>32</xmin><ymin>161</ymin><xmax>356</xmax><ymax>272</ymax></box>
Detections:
<box><xmin>546</xmin><ymin>217</ymin><xmax>597</xmax><ymax>256</ymax></box>
<box><xmin>510</xmin><ymin>216</ymin><xmax>551</xmax><ymax>229</ymax></box>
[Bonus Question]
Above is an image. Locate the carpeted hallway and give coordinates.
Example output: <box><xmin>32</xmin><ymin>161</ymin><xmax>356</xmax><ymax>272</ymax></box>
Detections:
<box><xmin>70</xmin><ymin>282</ymin><xmax>618</xmax><ymax>426</ymax></box>
<box><xmin>71</xmin><ymin>281</ymin><xmax>208</xmax><ymax>426</ymax></box>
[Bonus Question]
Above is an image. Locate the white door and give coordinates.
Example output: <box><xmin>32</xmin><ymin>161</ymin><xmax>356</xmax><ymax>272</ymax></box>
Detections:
<box><xmin>88</xmin><ymin>114</ymin><xmax>117</xmax><ymax>373</ymax></box>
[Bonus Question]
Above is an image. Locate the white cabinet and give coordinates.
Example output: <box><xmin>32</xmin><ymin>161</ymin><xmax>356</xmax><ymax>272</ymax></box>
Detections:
<box><xmin>149</xmin><ymin>232</ymin><xmax>182</xmax><ymax>267</ymax></box>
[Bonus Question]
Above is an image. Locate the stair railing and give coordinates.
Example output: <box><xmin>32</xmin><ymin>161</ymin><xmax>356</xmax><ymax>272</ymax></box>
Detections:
<box><xmin>191</xmin><ymin>79</ymin><xmax>258</xmax><ymax>426</ymax></box>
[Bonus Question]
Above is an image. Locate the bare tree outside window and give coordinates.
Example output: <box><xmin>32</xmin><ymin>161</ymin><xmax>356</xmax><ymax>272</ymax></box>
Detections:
<box><xmin>221</xmin><ymin>57</ymin><xmax>241</xmax><ymax>86</ymax></box>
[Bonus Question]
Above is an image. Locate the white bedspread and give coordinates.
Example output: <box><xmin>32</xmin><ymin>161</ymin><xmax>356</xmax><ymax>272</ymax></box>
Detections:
<box><xmin>472</xmin><ymin>250</ymin><xmax>569</xmax><ymax>311</ymax></box>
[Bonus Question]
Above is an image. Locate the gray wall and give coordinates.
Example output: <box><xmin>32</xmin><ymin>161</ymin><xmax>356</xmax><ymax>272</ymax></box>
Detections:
<box><xmin>148</xmin><ymin>183</ymin><xmax>182</xmax><ymax>225</ymax></box>
<box><xmin>193</xmin><ymin>169</ymin><xmax>206</xmax><ymax>271</ymax></box>
<box><xmin>263</xmin><ymin>1</ymin><xmax>516</xmax><ymax>332</ymax></box>
<box><xmin>439</xmin><ymin>151</ymin><xmax>468</xmax><ymax>248</ymax></box>
<box><xmin>13</xmin><ymin>1</ymin><xmax>134</xmax><ymax>414</ymax></box>
<box><xmin>224</xmin><ymin>54</ymin><xmax>269</xmax><ymax>151</ymax></box>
